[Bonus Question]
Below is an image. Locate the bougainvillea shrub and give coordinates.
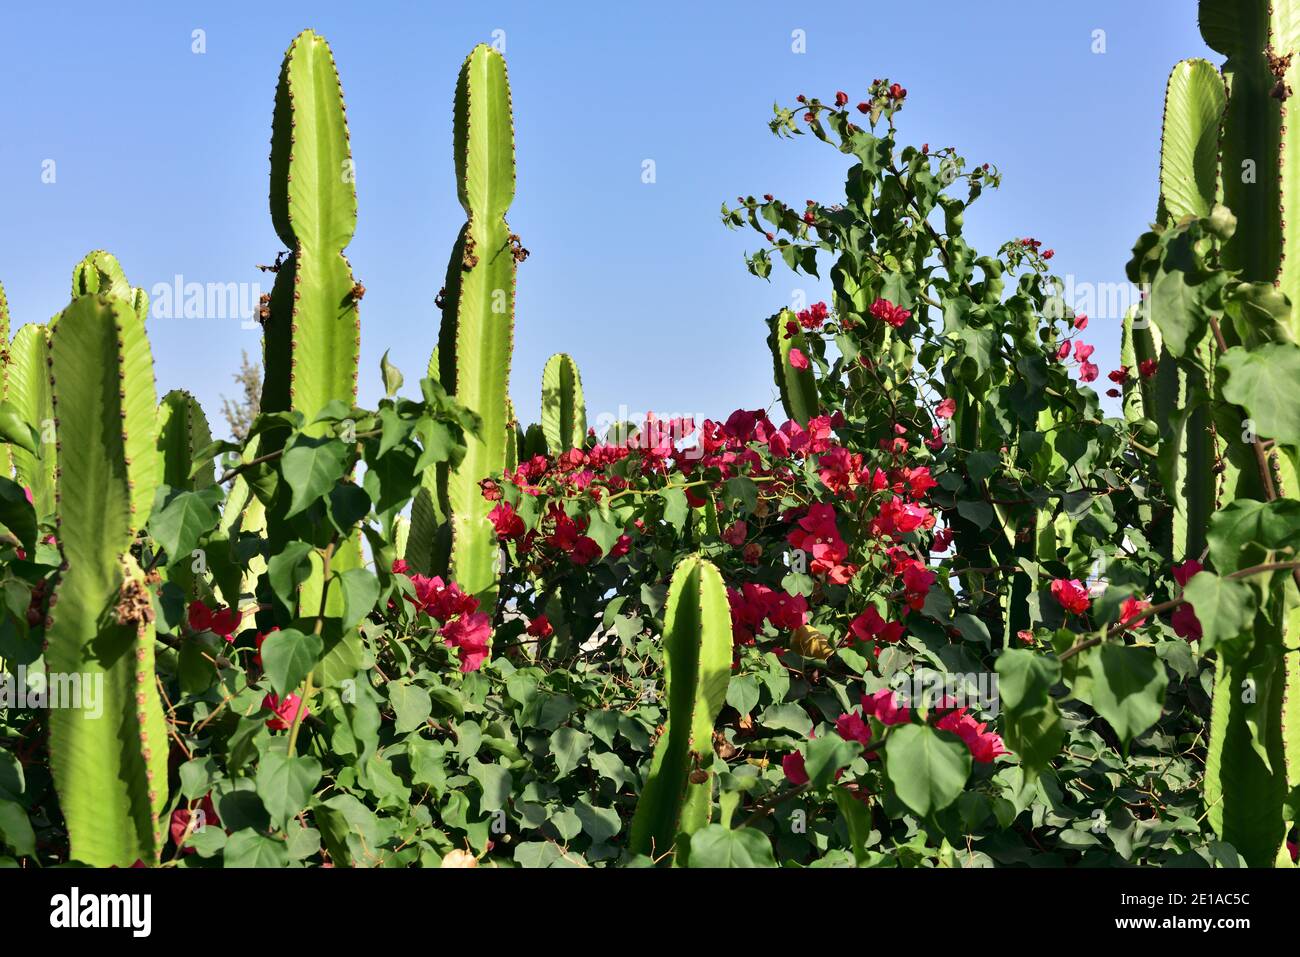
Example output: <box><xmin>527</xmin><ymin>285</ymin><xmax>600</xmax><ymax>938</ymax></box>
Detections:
<box><xmin>2</xmin><ymin>0</ymin><xmax>1300</xmax><ymax>870</ymax></box>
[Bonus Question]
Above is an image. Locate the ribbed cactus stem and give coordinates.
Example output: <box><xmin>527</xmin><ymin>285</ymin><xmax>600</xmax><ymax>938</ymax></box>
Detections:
<box><xmin>157</xmin><ymin>390</ymin><xmax>214</xmax><ymax>490</ymax></box>
<box><xmin>261</xmin><ymin>29</ymin><xmax>360</xmax><ymax>430</ymax></box>
<box><xmin>766</xmin><ymin>309</ymin><xmax>818</xmax><ymax>425</ymax></box>
<box><xmin>426</xmin><ymin>44</ymin><xmax>518</xmax><ymax>604</ymax></box>
<box><xmin>46</xmin><ymin>293</ymin><xmax>167</xmax><ymax>867</ymax></box>
<box><xmin>629</xmin><ymin>555</ymin><xmax>732</xmax><ymax>864</ymax></box>
<box><xmin>541</xmin><ymin>353</ymin><xmax>586</xmax><ymax>454</ymax></box>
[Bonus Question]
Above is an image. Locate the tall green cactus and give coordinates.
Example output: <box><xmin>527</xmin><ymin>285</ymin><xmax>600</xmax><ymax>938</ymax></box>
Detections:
<box><xmin>260</xmin><ymin>29</ymin><xmax>360</xmax><ymax>429</ymax></box>
<box><xmin>157</xmin><ymin>389</ymin><xmax>214</xmax><ymax>490</ymax></box>
<box><xmin>1137</xmin><ymin>0</ymin><xmax>1300</xmax><ymax>866</ymax></box>
<box><xmin>417</xmin><ymin>44</ymin><xmax>518</xmax><ymax>604</ymax></box>
<box><xmin>540</xmin><ymin>353</ymin><xmax>586</xmax><ymax>453</ymax></box>
<box><xmin>7</xmin><ymin>323</ymin><xmax>55</xmax><ymax>518</ymax></box>
<box><xmin>766</xmin><ymin>309</ymin><xmax>818</xmax><ymax>425</ymax></box>
<box><xmin>46</xmin><ymin>291</ymin><xmax>167</xmax><ymax>867</ymax></box>
<box><xmin>629</xmin><ymin>555</ymin><xmax>732</xmax><ymax>864</ymax></box>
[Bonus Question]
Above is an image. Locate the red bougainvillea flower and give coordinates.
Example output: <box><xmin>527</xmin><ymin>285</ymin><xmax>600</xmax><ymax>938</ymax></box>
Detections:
<box><xmin>391</xmin><ymin>558</ymin><xmax>410</xmax><ymax>574</ymax></box>
<box><xmin>862</xmin><ymin>688</ymin><xmax>910</xmax><ymax>726</ymax></box>
<box><xmin>526</xmin><ymin>614</ymin><xmax>553</xmax><ymax>639</ymax></box>
<box><xmin>1055</xmin><ymin>341</ymin><xmax>1071</xmax><ymax>361</ymax></box>
<box><xmin>935</xmin><ymin>397</ymin><xmax>957</xmax><ymax>419</ymax></box>
<box><xmin>788</xmin><ymin>347</ymin><xmax>810</xmax><ymax>370</ymax></box>
<box><xmin>1073</xmin><ymin>341</ymin><xmax>1094</xmax><ymax>361</ymax></box>
<box><xmin>721</xmin><ymin>520</ymin><xmax>748</xmax><ymax>547</ymax></box>
<box><xmin>441</xmin><ymin>612</ymin><xmax>492</xmax><ymax>672</ymax></box>
<box><xmin>1079</xmin><ymin>360</ymin><xmax>1099</xmax><ymax>383</ymax></box>
<box><xmin>1172</xmin><ymin>603</ymin><xmax>1202</xmax><ymax>641</ymax></box>
<box><xmin>796</xmin><ymin>301</ymin><xmax>830</xmax><ymax>329</ymax></box>
<box><xmin>1172</xmin><ymin>559</ymin><xmax>1202</xmax><ymax>587</ymax></box>
<box><xmin>1139</xmin><ymin>358</ymin><xmax>1158</xmax><ymax>378</ymax></box>
<box><xmin>782</xmin><ymin>751</ymin><xmax>809</xmax><ymax>785</ymax></box>
<box><xmin>1074</xmin><ymin>313</ymin><xmax>1089</xmax><ymax>330</ymax></box>
<box><xmin>1118</xmin><ymin>595</ymin><xmax>1151</xmax><ymax>628</ymax></box>
<box><xmin>936</xmin><ymin>707</ymin><xmax>1008</xmax><ymax>763</ymax></box>
<box><xmin>1016</xmin><ymin>629</ymin><xmax>1034</xmax><ymax>645</ymax></box>
<box><xmin>848</xmin><ymin>606</ymin><xmax>904</xmax><ymax>645</ymax></box>
<box><xmin>835</xmin><ymin>90</ymin><xmax>848</xmax><ymax>106</ymax></box>
<box><xmin>1050</xmin><ymin>578</ymin><xmax>1091</xmax><ymax>616</ymax></box>
<box><xmin>263</xmin><ymin>692</ymin><xmax>308</xmax><ymax>731</ymax></box>
<box><xmin>930</xmin><ymin>526</ymin><xmax>954</xmax><ymax>552</ymax></box>
<box><xmin>836</xmin><ymin>711</ymin><xmax>871</xmax><ymax>745</ymax></box>
<box><xmin>488</xmin><ymin>502</ymin><xmax>525</xmax><ymax>540</ymax></box>
<box><xmin>188</xmin><ymin>600</ymin><xmax>241</xmax><ymax>641</ymax></box>
<box><xmin>1108</xmin><ymin>366</ymin><xmax>1129</xmax><ymax>384</ymax></box>
<box><xmin>610</xmin><ymin>534</ymin><xmax>632</xmax><ymax>558</ymax></box>
<box><xmin>869</xmin><ymin>298</ymin><xmax>911</xmax><ymax>328</ymax></box>
<box><xmin>169</xmin><ymin>794</ymin><xmax>220</xmax><ymax>854</ymax></box>
<box><xmin>1042</xmin><ymin>249</ymin><xmax>1055</xmax><ymax>260</ymax></box>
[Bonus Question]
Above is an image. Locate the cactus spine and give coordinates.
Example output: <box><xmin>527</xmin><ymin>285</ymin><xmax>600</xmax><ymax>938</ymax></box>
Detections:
<box><xmin>261</xmin><ymin>29</ymin><xmax>360</xmax><ymax>430</ymax></box>
<box><xmin>540</xmin><ymin>353</ymin><xmax>586</xmax><ymax>453</ymax></box>
<box><xmin>46</xmin><ymin>288</ymin><xmax>167</xmax><ymax>867</ymax></box>
<box><xmin>629</xmin><ymin>555</ymin><xmax>732</xmax><ymax>864</ymax></box>
<box><xmin>415</xmin><ymin>44</ymin><xmax>517</xmax><ymax>604</ymax></box>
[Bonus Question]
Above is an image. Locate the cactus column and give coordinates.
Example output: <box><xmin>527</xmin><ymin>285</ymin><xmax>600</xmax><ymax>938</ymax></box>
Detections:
<box><xmin>422</xmin><ymin>44</ymin><xmax>518</xmax><ymax>603</ymax></box>
<box><xmin>629</xmin><ymin>555</ymin><xmax>732</xmax><ymax>864</ymax></box>
<box><xmin>261</xmin><ymin>29</ymin><xmax>360</xmax><ymax>429</ymax></box>
<box><xmin>46</xmin><ymin>293</ymin><xmax>167</xmax><ymax>867</ymax></box>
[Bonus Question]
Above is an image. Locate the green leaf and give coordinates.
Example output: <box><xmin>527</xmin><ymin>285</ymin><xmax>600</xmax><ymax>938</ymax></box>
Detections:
<box><xmin>0</xmin><ymin>478</ymin><xmax>37</xmax><ymax>553</ymax></box>
<box><xmin>337</xmin><ymin>567</ymin><xmax>379</xmax><ymax>631</ymax></box>
<box><xmin>1181</xmin><ymin>572</ymin><xmax>1257</xmax><ymax>655</ymax></box>
<box><xmin>803</xmin><ymin>735</ymin><xmax>858</xmax><ymax>790</ymax></box>
<box><xmin>281</xmin><ymin>436</ymin><xmax>350</xmax><ymax>518</ymax></box>
<box><xmin>687</xmin><ymin>825</ymin><xmax>776</xmax><ymax>867</ymax></box>
<box><xmin>549</xmin><ymin>727</ymin><xmax>592</xmax><ymax>778</ymax></box>
<box><xmin>267</xmin><ymin>542</ymin><xmax>314</xmax><ymax>617</ymax></box>
<box><xmin>1087</xmin><ymin>644</ymin><xmax>1169</xmax><ymax>746</ymax></box>
<box><xmin>0</xmin><ymin>402</ymin><xmax>36</xmax><ymax>454</ymax></box>
<box><xmin>255</xmin><ymin>751</ymin><xmax>322</xmax><ymax>827</ymax></box>
<box><xmin>1220</xmin><ymin>343</ymin><xmax>1300</xmax><ymax>446</ymax></box>
<box><xmin>884</xmin><ymin>724</ymin><xmax>970</xmax><ymax>817</ymax></box>
<box><xmin>0</xmin><ymin>799</ymin><xmax>35</xmax><ymax>858</ymax></box>
<box><xmin>148</xmin><ymin>486</ymin><xmax>222</xmax><ymax>563</ymax></box>
<box><xmin>389</xmin><ymin>680</ymin><xmax>432</xmax><ymax>734</ymax></box>
<box><xmin>260</xmin><ymin>627</ymin><xmax>324</xmax><ymax>697</ymax></box>
<box><xmin>223</xmin><ymin>829</ymin><xmax>290</xmax><ymax>868</ymax></box>
<box><xmin>380</xmin><ymin>350</ymin><xmax>404</xmax><ymax>397</ymax></box>
<box><xmin>468</xmin><ymin>761</ymin><xmax>512</xmax><ymax>812</ymax></box>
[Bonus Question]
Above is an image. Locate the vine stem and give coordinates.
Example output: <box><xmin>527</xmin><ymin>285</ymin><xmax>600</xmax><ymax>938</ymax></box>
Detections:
<box><xmin>1056</xmin><ymin>559</ymin><xmax>1300</xmax><ymax>662</ymax></box>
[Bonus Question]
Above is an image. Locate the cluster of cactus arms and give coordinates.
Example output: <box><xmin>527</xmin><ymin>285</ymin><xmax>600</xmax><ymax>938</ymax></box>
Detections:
<box><xmin>1125</xmin><ymin>0</ymin><xmax>1300</xmax><ymax>867</ymax></box>
<box><xmin>407</xmin><ymin>43</ymin><xmax>519</xmax><ymax>609</ymax></box>
<box><xmin>44</xmin><ymin>261</ymin><xmax>168</xmax><ymax>866</ymax></box>
<box><xmin>629</xmin><ymin>555</ymin><xmax>732</xmax><ymax>865</ymax></box>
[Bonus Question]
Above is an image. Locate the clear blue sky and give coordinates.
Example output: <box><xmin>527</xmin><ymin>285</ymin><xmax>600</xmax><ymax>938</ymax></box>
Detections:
<box><xmin>0</xmin><ymin>1</ymin><xmax>1211</xmax><ymax>439</ymax></box>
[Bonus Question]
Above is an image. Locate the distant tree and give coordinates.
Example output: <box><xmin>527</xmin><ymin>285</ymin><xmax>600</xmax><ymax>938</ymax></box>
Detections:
<box><xmin>220</xmin><ymin>350</ymin><xmax>262</xmax><ymax>441</ymax></box>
